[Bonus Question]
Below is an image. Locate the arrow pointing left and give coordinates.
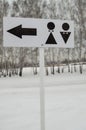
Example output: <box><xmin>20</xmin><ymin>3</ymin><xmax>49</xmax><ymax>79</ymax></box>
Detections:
<box><xmin>7</xmin><ymin>25</ymin><xmax>37</xmax><ymax>39</ymax></box>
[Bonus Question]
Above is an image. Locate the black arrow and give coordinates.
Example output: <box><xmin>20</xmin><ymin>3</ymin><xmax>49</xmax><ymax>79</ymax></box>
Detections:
<box><xmin>7</xmin><ymin>25</ymin><xmax>37</xmax><ymax>39</ymax></box>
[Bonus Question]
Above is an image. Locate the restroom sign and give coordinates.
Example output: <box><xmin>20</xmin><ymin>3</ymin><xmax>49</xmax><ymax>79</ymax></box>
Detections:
<box><xmin>3</xmin><ymin>17</ymin><xmax>74</xmax><ymax>48</ymax></box>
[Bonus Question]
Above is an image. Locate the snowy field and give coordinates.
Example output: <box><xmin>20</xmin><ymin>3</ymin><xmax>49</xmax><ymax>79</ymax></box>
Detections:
<box><xmin>0</xmin><ymin>67</ymin><xmax>86</xmax><ymax>130</ymax></box>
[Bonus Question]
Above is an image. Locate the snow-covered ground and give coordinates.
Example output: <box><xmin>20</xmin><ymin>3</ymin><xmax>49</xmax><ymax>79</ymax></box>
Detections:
<box><xmin>0</xmin><ymin>67</ymin><xmax>86</xmax><ymax>130</ymax></box>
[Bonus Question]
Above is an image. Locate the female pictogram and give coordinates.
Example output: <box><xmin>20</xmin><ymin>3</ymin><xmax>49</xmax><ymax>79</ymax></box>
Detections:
<box><xmin>46</xmin><ymin>22</ymin><xmax>57</xmax><ymax>44</ymax></box>
<box><xmin>60</xmin><ymin>23</ymin><xmax>71</xmax><ymax>43</ymax></box>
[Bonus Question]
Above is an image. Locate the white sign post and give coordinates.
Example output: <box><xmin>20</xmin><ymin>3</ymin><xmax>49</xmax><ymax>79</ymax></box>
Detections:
<box><xmin>39</xmin><ymin>48</ymin><xmax>45</xmax><ymax>130</ymax></box>
<box><xmin>3</xmin><ymin>17</ymin><xmax>74</xmax><ymax>130</ymax></box>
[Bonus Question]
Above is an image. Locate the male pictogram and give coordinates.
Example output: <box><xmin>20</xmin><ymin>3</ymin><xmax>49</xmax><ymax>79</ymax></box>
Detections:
<box><xmin>60</xmin><ymin>23</ymin><xmax>71</xmax><ymax>43</ymax></box>
<box><xmin>45</xmin><ymin>22</ymin><xmax>57</xmax><ymax>44</ymax></box>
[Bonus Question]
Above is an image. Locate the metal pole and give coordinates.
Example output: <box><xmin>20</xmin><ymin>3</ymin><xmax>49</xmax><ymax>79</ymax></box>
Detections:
<box><xmin>39</xmin><ymin>47</ymin><xmax>45</xmax><ymax>130</ymax></box>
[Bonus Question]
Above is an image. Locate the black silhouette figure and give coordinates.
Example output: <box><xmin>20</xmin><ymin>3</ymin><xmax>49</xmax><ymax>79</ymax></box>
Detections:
<box><xmin>46</xmin><ymin>22</ymin><xmax>57</xmax><ymax>44</ymax></box>
<box><xmin>60</xmin><ymin>23</ymin><xmax>71</xmax><ymax>43</ymax></box>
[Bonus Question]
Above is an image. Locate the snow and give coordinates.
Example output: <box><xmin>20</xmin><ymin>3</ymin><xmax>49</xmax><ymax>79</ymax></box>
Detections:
<box><xmin>0</xmin><ymin>67</ymin><xmax>86</xmax><ymax>130</ymax></box>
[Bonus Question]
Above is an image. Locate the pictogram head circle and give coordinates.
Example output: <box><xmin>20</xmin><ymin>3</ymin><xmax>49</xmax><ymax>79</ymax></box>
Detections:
<box><xmin>47</xmin><ymin>22</ymin><xmax>55</xmax><ymax>30</ymax></box>
<box><xmin>62</xmin><ymin>23</ymin><xmax>70</xmax><ymax>31</ymax></box>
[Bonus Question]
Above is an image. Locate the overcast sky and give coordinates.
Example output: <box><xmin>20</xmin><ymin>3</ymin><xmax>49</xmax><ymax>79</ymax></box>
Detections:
<box><xmin>7</xmin><ymin>0</ymin><xmax>15</xmax><ymax>4</ymax></box>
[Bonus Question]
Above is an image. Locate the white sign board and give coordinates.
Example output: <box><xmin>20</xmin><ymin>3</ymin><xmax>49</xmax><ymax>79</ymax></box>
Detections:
<box><xmin>3</xmin><ymin>17</ymin><xmax>74</xmax><ymax>48</ymax></box>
